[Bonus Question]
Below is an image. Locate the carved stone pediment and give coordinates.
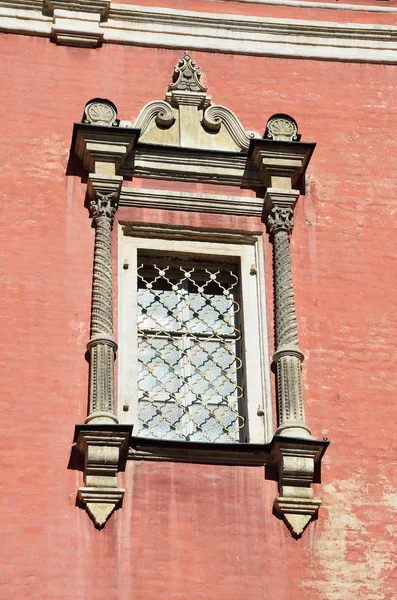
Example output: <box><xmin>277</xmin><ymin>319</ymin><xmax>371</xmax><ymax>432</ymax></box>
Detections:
<box><xmin>133</xmin><ymin>51</ymin><xmax>261</xmax><ymax>152</ymax></box>
<box><xmin>72</xmin><ymin>54</ymin><xmax>315</xmax><ymax>191</ymax></box>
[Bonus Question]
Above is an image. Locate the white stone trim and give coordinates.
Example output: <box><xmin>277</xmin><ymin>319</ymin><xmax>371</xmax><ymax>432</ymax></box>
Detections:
<box><xmin>118</xmin><ymin>225</ymin><xmax>273</xmax><ymax>444</ymax></box>
<box><xmin>1</xmin><ymin>1</ymin><xmax>397</xmax><ymax>62</ymax></box>
<box><xmin>218</xmin><ymin>0</ymin><xmax>397</xmax><ymax>13</ymax></box>
<box><xmin>119</xmin><ymin>187</ymin><xmax>264</xmax><ymax>217</ymax></box>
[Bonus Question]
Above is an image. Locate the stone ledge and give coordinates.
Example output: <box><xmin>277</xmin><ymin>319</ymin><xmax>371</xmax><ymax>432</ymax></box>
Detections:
<box><xmin>1</xmin><ymin>1</ymin><xmax>397</xmax><ymax>61</ymax></box>
<box><xmin>128</xmin><ymin>437</ymin><xmax>275</xmax><ymax>466</ymax></box>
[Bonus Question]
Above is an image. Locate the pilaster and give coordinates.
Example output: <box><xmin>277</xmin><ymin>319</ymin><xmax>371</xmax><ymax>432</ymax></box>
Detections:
<box><xmin>250</xmin><ymin>115</ymin><xmax>328</xmax><ymax>537</ymax></box>
<box><xmin>73</xmin><ymin>99</ymin><xmax>139</xmax><ymax>528</ymax></box>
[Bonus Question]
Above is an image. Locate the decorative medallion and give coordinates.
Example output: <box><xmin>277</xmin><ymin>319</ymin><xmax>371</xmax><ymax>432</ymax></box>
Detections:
<box><xmin>265</xmin><ymin>114</ymin><xmax>299</xmax><ymax>142</ymax></box>
<box><xmin>84</xmin><ymin>98</ymin><xmax>118</xmax><ymax>126</ymax></box>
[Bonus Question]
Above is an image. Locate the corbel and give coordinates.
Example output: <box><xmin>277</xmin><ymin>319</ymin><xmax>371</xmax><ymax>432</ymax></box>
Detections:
<box><xmin>43</xmin><ymin>0</ymin><xmax>110</xmax><ymax>47</ymax></box>
<box><xmin>249</xmin><ymin>114</ymin><xmax>329</xmax><ymax>538</ymax></box>
<box><xmin>72</xmin><ymin>99</ymin><xmax>140</xmax><ymax>528</ymax></box>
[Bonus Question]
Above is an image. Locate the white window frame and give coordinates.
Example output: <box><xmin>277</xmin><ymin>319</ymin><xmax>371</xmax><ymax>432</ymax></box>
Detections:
<box><xmin>118</xmin><ymin>225</ymin><xmax>273</xmax><ymax>444</ymax></box>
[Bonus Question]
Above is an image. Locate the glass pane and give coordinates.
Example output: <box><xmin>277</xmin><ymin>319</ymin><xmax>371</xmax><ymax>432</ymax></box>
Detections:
<box><xmin>136</xmin><ymin>254</ymin><xmax>244</xmax><ymax>443</ymax></box>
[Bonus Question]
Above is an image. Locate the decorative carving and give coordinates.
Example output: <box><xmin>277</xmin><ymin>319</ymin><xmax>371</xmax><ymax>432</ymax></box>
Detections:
<box><xmin>272</xmin><ymin>228</ymin><xmax>298</xmax><ymax>350</ymax></box>
<box><xmin>84</xmin><ymin>99</ymin><xmax>118</xmax><ymax>127</ymax></box>
<box><xmin>168</xmin><ymin>51</ymin><xmax>207</xmax><ymax>93</ymax></box>
<box><xmin>85</xmin><ymin>178</ymin><xmax>121</xmax><ymax>426</ymax></box>
<box><xmin>202</xmin><ymin>105</ymin><xmax>260</xmax><ymax>151</ymax></box>
<box><xmin>133</xmin><ymin>101</ymin><xmax>175</xmax><ymax>135</ymax></box>
<box><xmin>76</xmin><ymin>427</ymin><xmax>131</xmax><ymax>528</ymax></box>
<box><xmin>263</xmin><ymin>185</ymin><xmax>327</xmax><ymax>538</ymax></box>
<box><xmin>272</xmin><ymin>223</ymin><xmax>309</xmax><ymax>435</ymax></box>
<box><xmin>267</xmin><ymin>205</ymin><xmax>294</xmax><ymax>235</ymax></box>
<box><xmin>265</xmin><ymin>192</ymin><xmax>309</xmax><ymax>437</ymax></box>
<box><xmin>89</xmin><ymin>190</ymin><xmax>118</xmax><ymax>224</ymax></box>
<box><xmin>272</xmin><ymin>438</ymin><xmax>328</xmax><ymax>538</ymax></box>
<box><xmin>265</xmin><ymin>114</ymin><xmax>299</xmax><ymax>142</ymax></box>
<box><xmin>75</xmin><ymin>176</ymin><xmax>129</xmax><ymax>530</ymax></box>
<box><xmin>89</xmin><ymin>191</ymin><xmax>118</xmax><ymax>343</ymax></box>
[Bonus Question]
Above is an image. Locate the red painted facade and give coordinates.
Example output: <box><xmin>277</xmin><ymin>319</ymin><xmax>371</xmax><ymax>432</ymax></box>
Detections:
<box><xmin>1</xmin><ymin>2</ymin><xmax>397</xmax><ymax>597</ymax></box>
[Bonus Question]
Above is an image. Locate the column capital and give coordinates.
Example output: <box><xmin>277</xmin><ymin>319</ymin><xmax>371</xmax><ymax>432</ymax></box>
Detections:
<box><xmin>264</xmin><ymin>188</ymin><xmax>299</xmax><ymax>234</ymax></box>
<box><xmin>87</xmin><ymin>174</ymin><xmax>123</xmax><ymax>226</ymax></box>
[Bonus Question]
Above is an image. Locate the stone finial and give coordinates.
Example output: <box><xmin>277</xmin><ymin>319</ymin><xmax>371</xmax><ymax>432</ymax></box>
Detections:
<box><xmin>84</xmin><ymin>98</ymin><xmax>118</xmax><ymax>126</ymax></box>
<box><xmin>168</xmin><ymin>51</ymin><xmax>207</xmax><ymax>93</ymax></box>
<box><xmin>264</xmin><ymin>114</ymin><xmax>300</xmax><ymax>142</ymax></box>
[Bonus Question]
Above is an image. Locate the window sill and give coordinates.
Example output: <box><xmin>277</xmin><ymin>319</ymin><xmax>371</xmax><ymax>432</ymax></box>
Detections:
<box><xmin>128</xmin><ymin>436</ymin><xmax>274</xmax><ymax>466</ymax></box>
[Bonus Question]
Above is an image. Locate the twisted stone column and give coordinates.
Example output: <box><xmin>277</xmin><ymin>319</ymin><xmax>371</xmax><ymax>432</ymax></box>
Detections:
<box><xmin>266</xmin><ymin>192</ymin><xmax>311</xmax><ymax>439</ymax></box>
<box><xmin>86</xmin><ymin>187</ymin><xmax>119</xmax><ymax>424</ymax></box>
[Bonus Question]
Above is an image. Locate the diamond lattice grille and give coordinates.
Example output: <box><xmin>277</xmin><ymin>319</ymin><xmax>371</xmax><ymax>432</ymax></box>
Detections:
<box><xmin>137</xmin><ymin>254</ymin><xmax>244</xmax><ymax>443</ymax></box>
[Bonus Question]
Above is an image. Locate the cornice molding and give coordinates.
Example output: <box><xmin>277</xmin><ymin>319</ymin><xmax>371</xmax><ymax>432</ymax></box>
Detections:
<box><xmin>1</xmin><ymin>1</ymin><xmax>397</xmax><ymax>62</ymax></box>
<box><xmin>218</xmin><ymin>0</ymin><xmax>397</xmax><ymax>13</ymax></box>
<box><xmin>119</xmin><ymin>187</ymin><xmax>264</xmax><ymax>217</ymax></box>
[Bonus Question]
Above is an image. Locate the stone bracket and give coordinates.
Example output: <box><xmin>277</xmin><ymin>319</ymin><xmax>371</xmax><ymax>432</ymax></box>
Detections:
<box><xmin>271</xmin><ymin>436</ymin><xmax>329</xmax><ymax>538</ymax></box>
<box><xmin>74</xmin><ymin>424</ymin><xmax>132</xmax><ymax>528</ymax></box>
<box><xmin>72</xmin><ymin>122</ymin><xmax>140</xmax><ymax>176</ymax></box>
<box><xmin>44</xmin><ymin>0</ymin><xmax>110</xmax><ymax>47</ymax></box>
<box><xmin>248</xmin><ymin>138</ymin><xmax>316</xmax><ymax>192</ymax></box>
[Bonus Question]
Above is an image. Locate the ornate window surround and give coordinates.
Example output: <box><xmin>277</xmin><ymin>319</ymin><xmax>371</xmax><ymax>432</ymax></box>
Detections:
<box><xmin>118</xmin><ymin>225</ymin><xmax>272</xmax><ymax>446</ymax></box>
<box><xmin>71</xmin><ymin>52</ymin><xmax>329</xmax><ymax>538</ymax></box>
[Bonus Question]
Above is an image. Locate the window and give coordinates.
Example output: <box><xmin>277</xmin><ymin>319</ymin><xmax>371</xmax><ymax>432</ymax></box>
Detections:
<box><xmin>118</xmin><ymin>226</ymin><xmax>272</xmax><ymax>445</ymax></box>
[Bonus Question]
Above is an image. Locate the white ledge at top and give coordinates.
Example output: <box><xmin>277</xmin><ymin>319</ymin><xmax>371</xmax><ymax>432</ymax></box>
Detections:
<box><xmin>1</xmin><ymin>0</ymin><xmax>397</xmax><ymax>61</ymax></box>
<box><xmin>220</xmin><ymin>0</ymin><xmax>397</xmax><ymax>13</ymax></box>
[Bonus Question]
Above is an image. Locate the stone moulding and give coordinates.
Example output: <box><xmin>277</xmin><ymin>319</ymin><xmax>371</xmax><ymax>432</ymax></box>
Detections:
<box><xmin>1</xmin><ymin>1</ymin><xmax>397</xmax><ymax>62</ymax></box>
<box><xmin>119</xmin><ymin>187</ymin><xmax>264</xmax><ymax>217</ymax></box>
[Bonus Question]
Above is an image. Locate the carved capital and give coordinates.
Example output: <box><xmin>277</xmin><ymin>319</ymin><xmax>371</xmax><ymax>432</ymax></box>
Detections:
<box><xmin>264</xmin><ymin>188</ymin><xmax>299</xmax><ymax>234</ymax></box>
<box><xmin>267</xmin><ymin>205</ymin><xmax>294</xmax><ymax>234</ymax></box>
<box><xmin>89</xmin><ymin>191</ymin><xmax>118</xmax><ymax>225</ymax></box>
<box><xmin>87</xmin><ymin>174</ymin><xmax>122</xmax><ymax>223</ymax></box>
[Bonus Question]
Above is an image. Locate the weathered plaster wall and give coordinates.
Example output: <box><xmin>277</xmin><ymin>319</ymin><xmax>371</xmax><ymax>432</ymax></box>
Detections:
<box><xmin>1</xmin><ymin>33</ymin><xmax>397</xmax><ymax>600</ymax></box>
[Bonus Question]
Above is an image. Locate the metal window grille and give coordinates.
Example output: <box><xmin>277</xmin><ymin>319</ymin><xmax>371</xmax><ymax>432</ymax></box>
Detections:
<box><xmin>137</xmin><ymin>253</ymin><xmax>245</xmax><ymax>443</ymax></box>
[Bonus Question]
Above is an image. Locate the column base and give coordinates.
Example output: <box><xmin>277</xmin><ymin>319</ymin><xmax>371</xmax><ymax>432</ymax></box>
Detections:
<box><xmin>85</xmin><ymin>411</ymin><xmax>119</xmax><ymax>425</ymax></box>
<box><xmin>275</xmin><ymin>420</ymin><xmax>313</xmax><ymax>439</ymax></box>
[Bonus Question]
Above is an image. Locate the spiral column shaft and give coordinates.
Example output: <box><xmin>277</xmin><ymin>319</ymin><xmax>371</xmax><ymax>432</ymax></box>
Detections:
<box><xmin>266</xmin><ymin>190</ymin><xmax>311</xmax><ymax>439</ymax></box>
<box><xmin>86</xmin><ymin>185</ymin><xmax>120</xmax><ymax>425</ymax></box>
